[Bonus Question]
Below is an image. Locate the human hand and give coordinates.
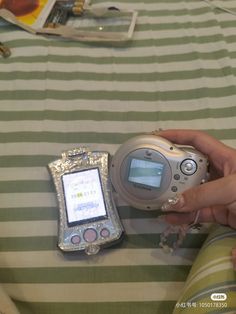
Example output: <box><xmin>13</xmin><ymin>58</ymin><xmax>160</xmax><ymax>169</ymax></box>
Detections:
<box><xmin>158</xmin><ymin>129</ymin><xmax>236</xmax><ymax>229</ymax></box>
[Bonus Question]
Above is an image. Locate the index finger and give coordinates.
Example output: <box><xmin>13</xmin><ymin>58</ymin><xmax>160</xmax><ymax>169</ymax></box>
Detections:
<box><xmin>158</xmin><ymin>129</ymin><xmax>232</xmax><ymax>166</ymax></box>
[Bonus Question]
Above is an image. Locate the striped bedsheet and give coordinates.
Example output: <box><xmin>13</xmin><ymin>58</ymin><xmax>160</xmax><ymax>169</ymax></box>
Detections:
<box><xmin>0</xmin><ymin>0</ymin><xmax>236</xmax><ymax>313</ymax></box>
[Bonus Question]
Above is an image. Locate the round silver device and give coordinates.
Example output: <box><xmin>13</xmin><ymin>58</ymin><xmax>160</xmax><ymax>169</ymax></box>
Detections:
<box><xmin>110</xmin><ymin>134</ymin><xmax>208</xmax><ymax>210</ymax></box>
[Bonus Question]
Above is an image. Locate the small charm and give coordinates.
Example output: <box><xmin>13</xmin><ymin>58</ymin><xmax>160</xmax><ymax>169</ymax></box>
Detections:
<box><xmin>159</xmin><ymin>210</ymin><xmax>202</xmax><ymax>254</ymax></box>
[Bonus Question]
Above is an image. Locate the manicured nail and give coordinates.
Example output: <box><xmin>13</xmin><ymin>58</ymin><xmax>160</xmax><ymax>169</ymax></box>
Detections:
<box><xmin>161</xmin><ymin>194</ymin><xmax>184</xmax><ymax>212</ymax></box>
<box><xmin>150</xmin><ymin>128</ymin><xmax>164</xmax><ymax>136</ymax></box>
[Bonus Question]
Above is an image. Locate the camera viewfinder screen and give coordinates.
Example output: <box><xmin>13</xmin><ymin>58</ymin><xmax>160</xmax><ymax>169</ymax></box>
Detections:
<box><xmin>128</xmin><ymin>158</ymin><xmax>164</xmax><ymax>188</ymax></box>
<box><xmin>62</xmin><ymin>168</ymin><xmax>107</xmax><ymax>225</ymax></box>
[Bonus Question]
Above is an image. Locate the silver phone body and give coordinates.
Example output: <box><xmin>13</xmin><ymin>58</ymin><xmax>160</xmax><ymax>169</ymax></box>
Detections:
<box><xmin>110</xmin><ymin>135</ymin><xmax>208</xmax><ymax>210</ymax></box>
<box><xmin>48</xmin><ymin>148</ymin><xmax>123</xmax><ymax>255</ymax></box>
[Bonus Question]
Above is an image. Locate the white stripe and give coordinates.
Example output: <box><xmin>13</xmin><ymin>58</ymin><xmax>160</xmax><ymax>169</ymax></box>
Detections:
<box><xmin>134</xmin><ymin>26</ymin><xmax>227</xmax><ymax>40</ymax></box>
<box><xmin>0</xmin><ymin>117</ymin><xmax>235</xmax><ymax>133</ymax></box>
<box><xmin>3</xmin><ymin>282</ymin><xmax>184</xmax><ymax>302</ymax></box>
<box><xmin>0</xmin><ymin>248</ymin><xmax>198</xmax><ymax>268</ymax></box>
<box><xmin>0</xmin><ymin>167</ymin><xmax>49</xmax><ymax>181</ymax></box>
<box><xmin>0</xmin><ymin>143</ymin><xmax>120</xmax><ymax>156</ymax></box>
<box><xmin>0</xmin><ymin>97</ymin><xmax>235</xmax><ymax>112</ymax></box>
<box><xmin>0</xmin><ymin>139</ymin><xmax>235</xmax><ymax>159</ymax></box>
<box><xmin>0</xmin><ymin>221</ymin><xmax>57</xmax><ymax>237</ymax></box>
<box><xmin>1</xmin><ymin>76</ymin><xmax>235</xmax><ymax>92</ymax></box>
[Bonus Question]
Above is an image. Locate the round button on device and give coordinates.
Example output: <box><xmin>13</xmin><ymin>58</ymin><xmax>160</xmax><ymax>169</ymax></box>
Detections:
<box><xmin>171</xmin><ymin>186</ymin><xmax>178</xmax><ymax>192</ymax></box>
<box><xmin>83</xmin><ymin>228</ymin><xmax>98</xmax><ymax>243</ymax></box>
<box><xmin>100</xmin><ymin>228</ymin><xmax>110</xmax><ymax>238</ymax></box>
<box><xmin>71</xmin><ymin>235</ymin><xmax>81</xmax><ymax>245</ymax></box>
<box><xmin>174</xmin><ymin>174</ymin><xmax>180</xmax><ymax>180</ymax></box>
<box><xmin>180</xmin><ymin>159</ymin><xmax>197</xmax><ymax>175</ymax></box>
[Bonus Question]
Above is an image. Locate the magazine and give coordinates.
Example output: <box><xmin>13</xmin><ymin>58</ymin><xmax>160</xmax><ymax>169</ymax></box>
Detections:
<box><xmin>0</xmin><ymin>0</ymin><xmax>57</xmax><ymax>29</ymax></box>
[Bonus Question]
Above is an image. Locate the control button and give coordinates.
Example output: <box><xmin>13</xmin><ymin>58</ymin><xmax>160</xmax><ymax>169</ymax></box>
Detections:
<box><xmin>71</xmin><ymin>235</ymin><xmax>81</xmax><ymax>245</ymax></box>
<box><xmin>100</xmin><ymin>228</ymin><xmax>110</xmax><ymax>238</ymax></box>
<box><xmin>174</xmin><ymin>174</ymin><xmax>180</xmax><ymax>180</ymax></box>
<box><xmin>180</xmin><ymin>159</ymin><xmax>197</xmax><ymax>175</ymax></box>
<box><xmin>83</xmin><ymin>228</ymin><xmax>98</xmax><ymax>243</ymax></box>
<box><xmin>171</xmin><ymin>186</ymin><xmax>178</xmax><ymax>192</ymax></box>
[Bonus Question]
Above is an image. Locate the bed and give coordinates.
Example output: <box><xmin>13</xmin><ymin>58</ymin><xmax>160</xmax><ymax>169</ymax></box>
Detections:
<box><xmin>0</xmin><ymin>0</ymin><xmax>236</xmax><ymax>313</ymax></box>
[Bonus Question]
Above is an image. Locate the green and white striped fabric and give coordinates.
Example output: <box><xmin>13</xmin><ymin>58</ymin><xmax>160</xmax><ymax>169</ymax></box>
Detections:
<box><xmin>173</xmin><ymin>225</ymin><xmax>236</xmax><ymax>314</ymax></box>
<box><xmin>0</xmin><ymin>0</ymin><xmax>236</xmax><ymax>313</ymax></box>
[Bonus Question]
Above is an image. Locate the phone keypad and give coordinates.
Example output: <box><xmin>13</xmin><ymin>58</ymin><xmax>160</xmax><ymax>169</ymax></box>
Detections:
<box><xmin>71</xmin><ymin>235</ymin><xmax>81</xmax><ymax>244</ymax></box>
<box><xmin>83</xmin><ymin>228</ymin><xmax>98</xmax><ymax>243</ymax></box>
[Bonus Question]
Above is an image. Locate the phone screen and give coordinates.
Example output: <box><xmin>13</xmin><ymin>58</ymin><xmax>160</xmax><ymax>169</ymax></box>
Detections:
<box><xmin>128</xmin><ymin>158</ymin><xmax>164</xmax><ymax>188</ymax></box>
<box><xmin>62</xmin><ymin>168</ymin><xmax>107</xmax><ymax>225</ymax></box>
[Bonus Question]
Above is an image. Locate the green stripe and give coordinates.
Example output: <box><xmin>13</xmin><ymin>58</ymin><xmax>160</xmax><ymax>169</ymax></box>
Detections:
<box><xmin>221</xmin><ymin>20</ymin><xmax>236</xmax><ymax>28</ymax></box>
<box><xmin>0</xmin><ymin>132</ymin><xmax>135</xmax><ymax>143</ymax></box>
<box><xmin>0</xmin><ymin>130</ymin><xmax>235</xmax><ymax>144</ymax></box>
<box><xmin>0</xmin><ymin>206</ymin><xmax>159</xmax><ymax>221</ymax></box>
<box><xmin>0</xmin><ymin>107</ymin><xmax>235</xmax><ymax>121</ymax></box>
<box><xmin>0</xmin><ymin>234</ymin><xmax>207</xmax><ymax>251</ymax></box>
<box><xmin>0</xmin><ymin>156</ymin><xmax>57</xmax><ymax>167</ymax></box>
<box><xmin>0</xmin><ymin>180</ymin><xmax>53</xmax><ymax>193</ymax></box>
<box><xmin>0</xmin><ymin>86</ymin><xmax>236</xmax><ymax>101</ymax></box>
<box><xmin>0</xmin><ymin>207</ymin><xmax>58</xmax><ymax>221</ymax></box>
<box><xmin>0</xmin><ymin>265</ymin><xmax>190</xmax><ymax>283</ymax></box>
<box><xmin>0</xmin><ymin>236</ymin><xmax>58</xmax><ymax>251</ymax></box>
<box><xmin>0</xmin><ymin>67</ymin><xmax>234</xmax><ymax>81</ymax></box>
<box><xmin>0</xmin><ymin>50</ymin><xmax>230</xmax><ymax>64</ymax></box>
<box><xmin>15</xmin><ymin>301</ymin><xmax>176</xmax><ymax>314</ymax></box>
<box><xmin>4</xmin><ymin>31</ymin><xmax>227</xmax><ymax>49</ymax></box>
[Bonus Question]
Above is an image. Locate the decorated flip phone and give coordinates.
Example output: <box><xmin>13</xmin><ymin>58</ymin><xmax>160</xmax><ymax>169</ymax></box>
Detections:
<box><xmin>48</xmin><ymin>148</ymin><xmax>123</xmax><ymax>255</ymax></box>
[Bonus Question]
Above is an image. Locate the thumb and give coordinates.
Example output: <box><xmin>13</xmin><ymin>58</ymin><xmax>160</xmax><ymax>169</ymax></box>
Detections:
<box><xmin>161</xmin><ymin>174</ymin><xmax>236</xmax><ymax>213</ymax></box>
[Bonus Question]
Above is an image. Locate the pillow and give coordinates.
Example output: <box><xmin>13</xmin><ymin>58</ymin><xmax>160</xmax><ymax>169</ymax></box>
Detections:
<box><xmin>173</xmin><ymin>225</ymin><xmax>236</xmax><ymax>313</ymax></box>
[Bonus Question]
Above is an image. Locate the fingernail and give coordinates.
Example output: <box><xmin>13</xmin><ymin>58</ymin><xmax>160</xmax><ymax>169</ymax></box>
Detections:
<box><xmin>150</xmin><ymin>128</ymin><xmax>164</xmax><ymax>136</ymax></box>
<box><xmin>161</xmin><ymin>194</ymin><xmax>185</xmax><ymax>212</ymax></box>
